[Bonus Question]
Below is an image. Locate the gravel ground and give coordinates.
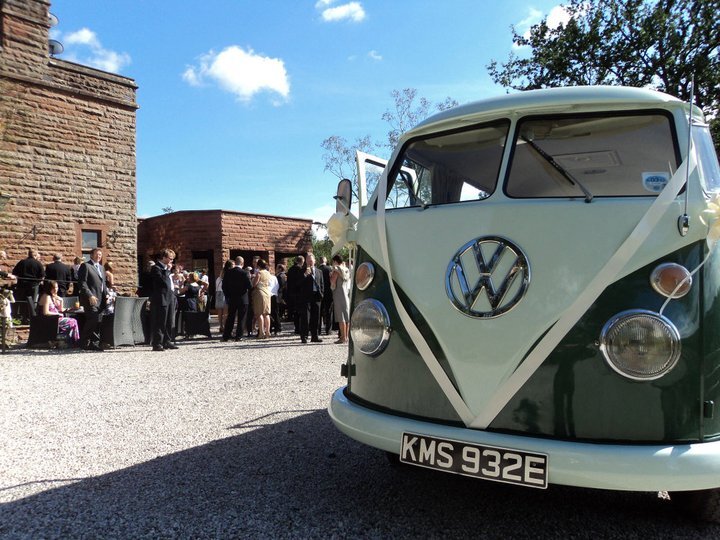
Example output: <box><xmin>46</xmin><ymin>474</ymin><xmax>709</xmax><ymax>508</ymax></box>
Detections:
<box><xmin>1</xmin><ymin>323</ymin><xmax>719</xmax><ymax>539</ymax></box>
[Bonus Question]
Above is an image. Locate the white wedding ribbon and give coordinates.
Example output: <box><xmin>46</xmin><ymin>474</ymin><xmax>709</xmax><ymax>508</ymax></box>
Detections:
<box><xmin>376</xmin><ymin>148</ymin><xmax>695</xmax><ymax>430</ymax></box>
<box><xmin>377</xmin><ymin>170</ymin><xmax>476</xmax><ymax>425</ymax></box>
<box><xmin>471</xmin><ymin>152</ymin><xmax>696</xmax><ymax>429</ymax></box>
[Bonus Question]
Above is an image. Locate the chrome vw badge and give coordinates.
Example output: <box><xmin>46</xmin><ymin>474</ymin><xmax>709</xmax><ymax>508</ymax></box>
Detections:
<box><xmin>446</xmin><ymin>236</ymin><xmax>530</xmax><ymax>318</ymax></box>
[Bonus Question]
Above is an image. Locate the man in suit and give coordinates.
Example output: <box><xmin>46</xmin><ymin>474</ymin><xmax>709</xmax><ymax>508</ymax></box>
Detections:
<box><xmin>12</xmin><ymin>248</ymin><xmax>45</xmax><ymax>322</ymax></box>
<box><xmin>298</xmin><ymin>253</ymin><xmax>324</xmax><ymax>344</ymax></box>
<box><xmin>77</xmin><ymin>247</ymin><xmax>108</xmax><ymax>350</ymax></box>
<box><xmin>318</xmin><ymin>256</ymin><xmax>333</xmax><ymax>336</ymax></box>
<box><xmin>149</xmin><ymin>248</ymin><xmax>178</xmax><ymax>352</ymax></box>
<box><xmin>45</xmin><ymin>254</ymin><xmax>73</xmax><ymax>297</ymax></box>
<box><xmin>222</xmin><ymin>256</ymin><xmax>252</xmax><ymax>341</ymax></box>
<box><xmin>286</xmin><ymin>255</ymin><xmax>304</xmax><ymax>334</ymax></box>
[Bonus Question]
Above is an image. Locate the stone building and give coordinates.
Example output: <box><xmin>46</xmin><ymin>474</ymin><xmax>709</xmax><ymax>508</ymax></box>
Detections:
<box><xmin>0</xmin><ymin>0</ymin><xmax>138</xmax><ymax>293</ymax></box>
<box><xmin>137</xmin><ymin>209</ymin><xmax>313</xmax><ymax>297</ymax></box>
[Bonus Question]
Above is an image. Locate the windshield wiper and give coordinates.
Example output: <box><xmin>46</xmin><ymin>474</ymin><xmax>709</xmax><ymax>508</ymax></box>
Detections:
<box><xmin>521</xmin><ymin>136</ymin><xmax>594</xmax><ymax>203</ymax></box>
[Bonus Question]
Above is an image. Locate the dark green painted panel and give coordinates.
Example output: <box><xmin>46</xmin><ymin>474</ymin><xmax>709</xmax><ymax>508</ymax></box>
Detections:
<box><xmin>491</xmin><ymin>242</ymin><xmax>705</xmax><ymax>443</ymax></box>
<box><xmin>346</xmin><ymin>249</ymin><xmax>462</xmax><ymax>422</ymax></box>
<box><xmin>702</xmin><ymin>243</ymin><xmax>720</xmax><ymax>439</ymax></box>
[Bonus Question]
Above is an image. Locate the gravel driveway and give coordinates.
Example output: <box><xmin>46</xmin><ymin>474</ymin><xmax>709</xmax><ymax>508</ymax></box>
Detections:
<box><xmin>1</xmin><ymin>327</ymin><xmax>719</xmax><ymax>538</ymax></box>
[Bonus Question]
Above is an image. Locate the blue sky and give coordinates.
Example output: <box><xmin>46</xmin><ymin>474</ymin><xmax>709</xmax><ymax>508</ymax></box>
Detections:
<box><xmin>50</xmin><ymin>0</ymin><xmax>566</xmax><ymax>224</ymax></box>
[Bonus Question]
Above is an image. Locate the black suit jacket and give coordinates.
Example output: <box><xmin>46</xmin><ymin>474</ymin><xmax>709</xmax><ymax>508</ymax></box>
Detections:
<box><xmin>222</xmin><ymin>266</ymin><xmax>252</xmax><ymax>304</ymax></box>
<box><xmin>149</xmin><ymin>262</ymin><xmax>175</xmax><ymax>307</ymax></box>
<box><xmin>319</xmin><ymin>264</ymin><xmax>333</xmax><ymax>300</ymax></box>
<box><xmin>299</xmin><ymin>266</ymin><xmax>324</xmax><ymax>303</ymax></box>
<box><xmin>286</xmin><ymin>264</ymin><xmax>303</xmax><ymax>297</ymax></box>
<box><xmin>45</xmin><ymin>261</ymin><xmax>73</xmax><ymax>295</ymax></box>
<box><xmin>77</xmin><ymin>260</ymin><xmax>107</xmax><ymax>313</ymax></box>
<box><xmin>12</xmin><ymin>257</ymin><xmax>44</xmax><ymax>290</ymax></box>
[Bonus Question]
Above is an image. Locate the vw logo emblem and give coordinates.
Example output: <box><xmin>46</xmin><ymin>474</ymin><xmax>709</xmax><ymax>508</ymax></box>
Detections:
<box><xmin>446</xmin><ymin>236</ymin><xmax>530</xmax><ymax>318</ymax></box>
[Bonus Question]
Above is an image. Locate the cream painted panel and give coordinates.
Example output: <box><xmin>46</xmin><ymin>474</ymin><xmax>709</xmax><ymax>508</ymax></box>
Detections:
<box><xmin>356</xmin><ymin>190</ymin><xmax>707</xmax><ymax>416</ymax></box>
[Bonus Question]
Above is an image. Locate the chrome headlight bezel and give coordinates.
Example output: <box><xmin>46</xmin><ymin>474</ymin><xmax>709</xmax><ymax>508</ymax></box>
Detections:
<box><xmin>350</xmin><ymin>298</ymin><xmax>391</xmax><ymax>356</ymax></box>
<box><xmin>599</xmin><ymin>309</ymin><xmax>681</xmax><ymax>381</ymax></box>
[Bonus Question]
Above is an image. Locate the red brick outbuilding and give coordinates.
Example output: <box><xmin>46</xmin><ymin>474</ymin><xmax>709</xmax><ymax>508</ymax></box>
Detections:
<box><xmin>137</xmin><ymin>209</ymin><xmax>313</xmax><ymax>295</ymax></box>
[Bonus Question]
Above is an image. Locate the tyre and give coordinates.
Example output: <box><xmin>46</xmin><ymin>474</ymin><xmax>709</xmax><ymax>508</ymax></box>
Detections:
<box><xmin>671</xmin><ymin>488</ymin><xmax>720</xmax><ymax>523</ymax></box>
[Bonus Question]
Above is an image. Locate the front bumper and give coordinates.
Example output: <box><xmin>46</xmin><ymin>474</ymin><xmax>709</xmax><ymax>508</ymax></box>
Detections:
<box><xmin>329</xmin><ymin>387</ymin><xmax>720</xmax><ymax>492</ymax></box>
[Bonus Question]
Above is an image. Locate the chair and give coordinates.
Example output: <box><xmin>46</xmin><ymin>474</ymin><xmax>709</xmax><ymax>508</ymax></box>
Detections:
<box><xmin>26</xmin><ymin>296</ymin><xmax>61</xmax><ymax>348</ymax></box>
<box><xmin>132</xmin><ymin>297</ymin><xmax>149</xmax><ymax>344</ymax></box>
<box><xmin>100</xmin><ymin>297</ymin><xmax>149</xmax><ymax>348</ymax></box>
<box><xmin>180</xmin><ymin>295</ymin><xmax>212</xmax><ymax>339</ymax></box>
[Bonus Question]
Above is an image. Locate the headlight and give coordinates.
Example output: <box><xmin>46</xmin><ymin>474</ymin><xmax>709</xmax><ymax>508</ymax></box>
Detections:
<box><xmin>355</xmin><ymin>262</ymin><xmax>375</xmax><ymax>291</ymax></box>
<box><xmin>599</xmin><ymin>310</ymin><xmax>681</xmax><ymax>381</ymax></box>
<box><xmin>350</xmin><ymin>299</ymin><xmax>390</xmax><ymax>356</ymax></box>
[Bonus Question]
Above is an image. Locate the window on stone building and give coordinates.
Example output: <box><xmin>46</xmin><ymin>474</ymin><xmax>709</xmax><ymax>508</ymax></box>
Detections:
<box><xmin>81</xmin><ymin>230</ymin><xmax>101</xmax><ymax>260</ymax></box>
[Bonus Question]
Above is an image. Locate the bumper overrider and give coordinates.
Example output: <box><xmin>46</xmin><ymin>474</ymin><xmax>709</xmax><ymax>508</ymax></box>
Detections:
<box><xmin>329</xmin><ymin>387</ymin><xmax>720</xmax><ymax>492</ymax></box>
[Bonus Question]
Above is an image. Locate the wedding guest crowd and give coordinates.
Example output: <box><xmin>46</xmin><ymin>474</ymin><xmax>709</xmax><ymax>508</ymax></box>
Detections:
<box><xmin>2</xmin><ymin>246</ymin><xmax>352</xmax><ymax>350</ymax></box>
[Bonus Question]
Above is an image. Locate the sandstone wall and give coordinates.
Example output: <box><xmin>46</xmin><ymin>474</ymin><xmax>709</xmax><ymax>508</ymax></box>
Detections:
<box><xmin>0</xmin><ymin>0</ymin><xmax>138</xmax><ymax>292</ymax></box>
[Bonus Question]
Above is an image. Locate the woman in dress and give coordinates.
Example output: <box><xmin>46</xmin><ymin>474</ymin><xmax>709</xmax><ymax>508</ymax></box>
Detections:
<box><xmin>38</xmin><ymin>280</ymin><xmax>80</xmax><ymax>345</ymax></box>
<box><xmin>104</xmin><ymin>261</ymin><xmax>115</xmax><ymax>290</ymax></box>
<box><xmin>251</xmin><ymin>259</ymin><xmax>272</xmax><ymax>339</ymax></box>
<box><xmin>216</xmin><ymin>260</ymin><xmax>233</xmax><ymax>333</ymax></box>
<box><xmin>330</xmin><ymin>254</ymin><xmax>351</xmax><ymax>344</ymax></box>
<box><xmin>179</xmin><ymin>272</ymin><xmax>200</xmax><ymax>312</ymax></box>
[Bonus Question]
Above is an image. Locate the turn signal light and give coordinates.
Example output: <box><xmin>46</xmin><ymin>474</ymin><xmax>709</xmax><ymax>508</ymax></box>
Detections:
<box><xmin>650</xmin><ymin>263</ymin><xmax>692</xmax><ymax>298</ymax></box>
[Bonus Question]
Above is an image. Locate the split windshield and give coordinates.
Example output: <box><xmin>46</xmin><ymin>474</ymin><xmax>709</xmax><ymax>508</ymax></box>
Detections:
<box><xmin>385</xmin><ymin>120</ymin><xmax>509</xmax><ymax>209</ymax></box>
<box><xmin>384</xmin><ymin>111</ymin><xmax>681</xmax><ymax>209</ymax></box>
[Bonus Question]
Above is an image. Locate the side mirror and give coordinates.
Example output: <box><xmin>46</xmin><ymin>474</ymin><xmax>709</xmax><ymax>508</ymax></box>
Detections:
<box><xmin>335</xmin><ymin>178</ymin><xmax>353</xmax><ymax>215</ymax></box>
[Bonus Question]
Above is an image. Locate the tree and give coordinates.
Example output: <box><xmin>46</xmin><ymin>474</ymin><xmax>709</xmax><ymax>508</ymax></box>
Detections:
<box><xmin>381</xmin><ymin>89</ymin><xmax>457</xmax><ymax>151</ymax></box>
<box><xmin>321</xmin><ymin>89</ymin><xmax>458</xmax><ymax>204</ymax></box>
<box><xmin>320</xmin><ymin>134</ymin><xmax>376</xmax><ymax>200</ymax></box>
<box><xmin>487</xmin><ymin>0</ymin><xmax>720</xmax><ymax>151</ymax></box>
<box><xmin>311</xmin><ymin>224</ymin><xmax>349</xmax><ymax>262</ymax></box>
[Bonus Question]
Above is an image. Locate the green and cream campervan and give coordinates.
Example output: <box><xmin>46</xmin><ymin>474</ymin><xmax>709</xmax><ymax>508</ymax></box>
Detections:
<box><xmin>326</xmin><ymin>86</ymin><xmax>720</xmax><ymax>521</ymax></box>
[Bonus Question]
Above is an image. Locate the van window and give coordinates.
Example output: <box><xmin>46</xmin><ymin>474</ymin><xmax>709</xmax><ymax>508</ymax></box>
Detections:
<box><xmin>692</xmin><ymin>125</ymin><xmax>720</xmax><ymax>193</ymax></box>
<box><xmin>385</xmin><ymin>120</ymin><xmax>510</xmax><ymax>209</ymax></box>
<box><xmin>506</xmin><ymin>112</ymin><xmax>678</xmax><ymax>199</ymax></box>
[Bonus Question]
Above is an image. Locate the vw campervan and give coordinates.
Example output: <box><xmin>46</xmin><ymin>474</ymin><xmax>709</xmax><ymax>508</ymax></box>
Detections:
<box><xmin>327</xmin><ymin>86</ymin><xmax>720</xmax><ymax>521</ymax></box>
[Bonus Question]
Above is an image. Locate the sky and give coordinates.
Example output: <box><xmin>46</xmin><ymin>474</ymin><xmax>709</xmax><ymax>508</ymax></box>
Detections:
<box><xmin>49</xmin><ymin>0</ymin><xmax>568</xmax><ymax>226</ymax></box>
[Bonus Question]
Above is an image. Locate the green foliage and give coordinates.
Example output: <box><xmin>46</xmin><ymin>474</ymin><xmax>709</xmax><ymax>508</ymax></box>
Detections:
<box><xmin>311</xmin><ymin>226</ymin><xmax>349</xmax><ymax>263</ymax></box>
<box><xmin>487</xmin><ymin>0</ymin><xmax>720</xmax><ymax>151</ymax></box>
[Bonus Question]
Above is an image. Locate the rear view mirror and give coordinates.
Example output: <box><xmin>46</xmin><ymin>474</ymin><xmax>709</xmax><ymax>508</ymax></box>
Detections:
<box><xmin>335</xmin><ymin>179</ymin><xmax>353</xmax><ymax>215</ymax></box>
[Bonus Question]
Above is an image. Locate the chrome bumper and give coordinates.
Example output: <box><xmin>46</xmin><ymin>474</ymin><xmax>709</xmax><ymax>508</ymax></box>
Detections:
<box><xmin>329</xmin><ymin>387</ymin><xmax>720</xmax><ymax>492</ymax></box>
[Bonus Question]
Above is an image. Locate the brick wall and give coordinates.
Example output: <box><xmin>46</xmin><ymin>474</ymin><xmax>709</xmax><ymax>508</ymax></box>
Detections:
<box><xmin>0</xmin><ymin>0</ymin><xmax>138</xmax><ymax>293</ymax></box>
<box><xmin>138</xmin><ymin>210</ymin><xmax>313</xmax><ymax>288</ymax></box>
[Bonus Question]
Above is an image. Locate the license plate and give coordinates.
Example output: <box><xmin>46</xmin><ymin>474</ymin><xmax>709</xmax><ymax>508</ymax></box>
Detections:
<box><xmin>400</xmin><ymin>432</ymin><xmax>548</xmax><ymax>489</ymax></box>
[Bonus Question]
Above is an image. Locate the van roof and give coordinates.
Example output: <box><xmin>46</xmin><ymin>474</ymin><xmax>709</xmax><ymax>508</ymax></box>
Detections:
<box><xmin>408</xmin><ymin>86</ymin><xmax>685</xmax><ymax>140</ymax></box>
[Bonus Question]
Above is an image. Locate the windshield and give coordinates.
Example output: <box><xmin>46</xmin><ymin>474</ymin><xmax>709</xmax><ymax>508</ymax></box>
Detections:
<box><xmin>506</xmin><ymin>112</ymin><xmax>679</xmax><ymax>198</ymax></box>
<box><xmin>692</xmin><ymin>125</ymin><xmax>720</xmax><ymax>194</ymax></box>
<box><xmin>384</xmin><ymin>120</ymin><xmax>510</xmax><ymax>209</ymax></box>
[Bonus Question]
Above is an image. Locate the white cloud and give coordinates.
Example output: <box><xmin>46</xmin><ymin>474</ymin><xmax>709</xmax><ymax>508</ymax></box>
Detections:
<box><xmin>55</xmin><ymin>27</ymin><xmax>130</xmax><ymax>73</ymax></box>
<box><xmin>368</xmin><ymin>50</ymin><xmax>382</xmax><ymax>61</ymax></box>
<box><xmin>547</xmin><ymin>5</ymin><xmax>572</xmax><ymax>29</ymax></box>
<box><xmin>183</xmin><ymin>46</ymin><xmax>290</xmax><ymax>103</ymax></box>
<box><xmin>319</xmin><ymin>1</ymin><xmax>366</xmax><ymax>22</ymax></box>
<box><xmin>64</xmin><ymin>28</ymin><xmax>100</xmax><ymax>48</ymax></box>
<box><xmin>513</xmin><ymin>5</ymin><xmax>572</xmax><ymax>49</ymax></box>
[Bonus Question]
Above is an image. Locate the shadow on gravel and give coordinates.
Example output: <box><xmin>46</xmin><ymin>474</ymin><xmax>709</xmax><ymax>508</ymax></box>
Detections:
<box><xmin>1</xmin><ymin>410</ymin><xmax>718</xmax><ymax>538</ymax></box>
